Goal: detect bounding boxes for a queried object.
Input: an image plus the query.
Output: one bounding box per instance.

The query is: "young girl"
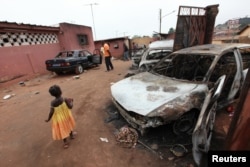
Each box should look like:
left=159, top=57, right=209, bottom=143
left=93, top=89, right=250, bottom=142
left=45, top=85, right=76, bottom=149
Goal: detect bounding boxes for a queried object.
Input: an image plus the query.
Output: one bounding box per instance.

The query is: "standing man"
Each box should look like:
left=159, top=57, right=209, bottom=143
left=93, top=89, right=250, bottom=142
left=123, top=43, right=130, bottom=61
left=132, top=42, right=138, bottom=56
left=103, top=42, right=114, bottom=72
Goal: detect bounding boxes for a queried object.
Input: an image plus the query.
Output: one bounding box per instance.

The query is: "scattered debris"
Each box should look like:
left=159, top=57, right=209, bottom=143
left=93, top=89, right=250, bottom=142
left=115, top=126, right=138, bottom=148
left=73, top=76, right=80, bottom=79
left=34, top=91, right=40, bottom=95
left=100, top=137, right=109, bottom=142
left=170, top=144, right=188, bottom=157
left=138, top=140, right=157, bottom=153
left=3, top=94, right=15, bottom=100
left=168, top=156, right=175, bottom=161
left=19, top=81, right=25, bottom=86
left=3, top=95, right=12, bottom=100
left=138, top=140, right=164, bottom=160
left=150, top=143, right=159, bottom=150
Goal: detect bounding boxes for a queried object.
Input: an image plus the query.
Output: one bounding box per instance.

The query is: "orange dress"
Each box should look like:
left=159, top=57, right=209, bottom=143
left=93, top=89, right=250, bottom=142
left=51, top=102, right=75, bottom=140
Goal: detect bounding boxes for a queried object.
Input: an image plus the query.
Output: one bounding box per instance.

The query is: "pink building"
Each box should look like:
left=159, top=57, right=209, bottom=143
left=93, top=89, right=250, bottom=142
left=94, top=37, right=130, bottom=59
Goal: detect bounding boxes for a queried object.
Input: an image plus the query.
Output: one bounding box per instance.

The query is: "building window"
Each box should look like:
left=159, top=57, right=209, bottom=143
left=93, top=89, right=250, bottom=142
left=77, top=34, right=88, bottom=45
left=114, top=42, right=119, bottom=49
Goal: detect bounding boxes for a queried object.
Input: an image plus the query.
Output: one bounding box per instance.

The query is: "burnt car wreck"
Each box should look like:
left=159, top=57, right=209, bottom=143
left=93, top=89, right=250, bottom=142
left=111, top=44, right=250, bottom=134
left=111, top=43, right=250, bottom=166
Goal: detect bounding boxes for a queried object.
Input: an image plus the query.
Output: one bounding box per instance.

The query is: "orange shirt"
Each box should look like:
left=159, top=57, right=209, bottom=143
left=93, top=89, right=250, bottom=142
left=103, top=43, right=110, bottom=57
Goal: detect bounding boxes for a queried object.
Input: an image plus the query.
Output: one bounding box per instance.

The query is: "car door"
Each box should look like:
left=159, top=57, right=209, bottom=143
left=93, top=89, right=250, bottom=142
left=92, top=49, right=102, bottom=64
left=78, top=50, right=89, bottom=68
left=209, top=50, right=243, bottom=106
left=226, top=49, right=244, bottom=100
left=192, top=75, right=226, bottom=167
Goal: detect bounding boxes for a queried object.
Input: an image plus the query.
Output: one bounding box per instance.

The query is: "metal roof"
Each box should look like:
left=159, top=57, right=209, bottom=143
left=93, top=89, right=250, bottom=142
left=0, top=21, right=60, bottom=32
left=149, top=40, right=174, bottom=48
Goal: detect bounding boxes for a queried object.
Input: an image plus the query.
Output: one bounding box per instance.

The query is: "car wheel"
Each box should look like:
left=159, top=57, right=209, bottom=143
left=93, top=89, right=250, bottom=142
left=173, top=110, right=198, bottom=135
left=75, top=64, right=83, bottom=74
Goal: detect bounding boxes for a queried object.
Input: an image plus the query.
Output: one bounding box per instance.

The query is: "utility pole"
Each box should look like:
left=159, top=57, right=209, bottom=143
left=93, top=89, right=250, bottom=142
left=159, top=9, right=162, bottom=34
left=159, top=9, right=175, bottom=34
left=84, top=3, right=98, bottom=40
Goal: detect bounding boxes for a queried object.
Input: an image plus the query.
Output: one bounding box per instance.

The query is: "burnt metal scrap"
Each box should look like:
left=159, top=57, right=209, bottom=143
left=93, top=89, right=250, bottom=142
left=115, top=126, right=138, bottom=148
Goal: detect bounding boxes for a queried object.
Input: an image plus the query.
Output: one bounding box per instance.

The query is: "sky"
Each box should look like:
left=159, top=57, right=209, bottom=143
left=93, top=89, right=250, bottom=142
left=1, top=0, right=249, bottom=40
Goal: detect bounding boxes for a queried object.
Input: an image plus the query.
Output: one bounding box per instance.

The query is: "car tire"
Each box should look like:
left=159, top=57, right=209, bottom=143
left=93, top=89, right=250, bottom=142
left=75, top=64, right=83, bottom=74
left=173, top=110, right=198, bottom=135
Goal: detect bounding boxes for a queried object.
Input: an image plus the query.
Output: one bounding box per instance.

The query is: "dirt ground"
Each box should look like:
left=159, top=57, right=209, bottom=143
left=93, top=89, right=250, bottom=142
left=0, top=59, right=231, bottom=167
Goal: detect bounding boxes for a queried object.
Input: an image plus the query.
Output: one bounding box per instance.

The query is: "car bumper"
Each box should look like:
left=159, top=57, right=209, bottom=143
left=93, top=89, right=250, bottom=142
left=112, top=98, right=164, bottom=133
left=46, top=66, right=76, bottom=72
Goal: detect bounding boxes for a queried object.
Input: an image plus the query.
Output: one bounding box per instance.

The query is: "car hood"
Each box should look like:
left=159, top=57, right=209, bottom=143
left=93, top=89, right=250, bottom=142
left=111, top=72, right=207, bottom=116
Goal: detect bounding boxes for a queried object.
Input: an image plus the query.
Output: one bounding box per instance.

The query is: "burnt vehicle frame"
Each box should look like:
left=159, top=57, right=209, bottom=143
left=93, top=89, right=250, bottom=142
left=45, top=49, right=101, bottom=75
left=111, top=44, right=250, bottom=135
left=131, top=48, right=146, bottom=68
left=111, top=43, right=250, bottom=167
left=138, top=40, right=174, bottom=72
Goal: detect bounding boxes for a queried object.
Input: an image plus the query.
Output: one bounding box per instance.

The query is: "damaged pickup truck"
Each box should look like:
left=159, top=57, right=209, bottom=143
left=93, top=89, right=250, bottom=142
left=111, top=44, right=250, bottom=136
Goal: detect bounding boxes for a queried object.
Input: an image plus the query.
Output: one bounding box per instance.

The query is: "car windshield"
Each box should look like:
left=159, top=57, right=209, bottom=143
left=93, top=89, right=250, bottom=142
left=147, top=49, right=172, bottom=60
left=151, top=53, right=215, bottom=81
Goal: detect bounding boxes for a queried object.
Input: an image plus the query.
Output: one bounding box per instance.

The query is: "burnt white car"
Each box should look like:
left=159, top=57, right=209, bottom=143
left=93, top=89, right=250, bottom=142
left=111, top=43, right=250, bottom=166
left=138, top=40, right=173, bottom=72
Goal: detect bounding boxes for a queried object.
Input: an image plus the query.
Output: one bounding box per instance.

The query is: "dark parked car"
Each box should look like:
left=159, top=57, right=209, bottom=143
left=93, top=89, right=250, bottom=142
left=45, top=49, right=102, bottom=75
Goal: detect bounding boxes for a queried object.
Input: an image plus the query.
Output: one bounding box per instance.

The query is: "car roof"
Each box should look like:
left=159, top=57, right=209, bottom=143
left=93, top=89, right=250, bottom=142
left=174, top=43, right=250, bottom=55
left=149, top=40, right=174, bottom=49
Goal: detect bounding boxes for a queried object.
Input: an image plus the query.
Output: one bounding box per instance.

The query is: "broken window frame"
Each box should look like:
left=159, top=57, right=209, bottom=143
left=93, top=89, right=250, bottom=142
left=151, top=53, right=215, bottom=82
left=77, top=34, right=89, bottom=45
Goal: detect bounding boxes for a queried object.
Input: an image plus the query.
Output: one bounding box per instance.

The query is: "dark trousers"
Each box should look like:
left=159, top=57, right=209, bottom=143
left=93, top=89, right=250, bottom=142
left=105, top=56, right=113, bottom=71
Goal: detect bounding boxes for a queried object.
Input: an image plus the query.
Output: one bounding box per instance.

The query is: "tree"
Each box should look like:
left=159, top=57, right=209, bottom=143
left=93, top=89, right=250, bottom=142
left=168, top=27, right=175, bottom=34
left=131, top=35, right=141, bottom=39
